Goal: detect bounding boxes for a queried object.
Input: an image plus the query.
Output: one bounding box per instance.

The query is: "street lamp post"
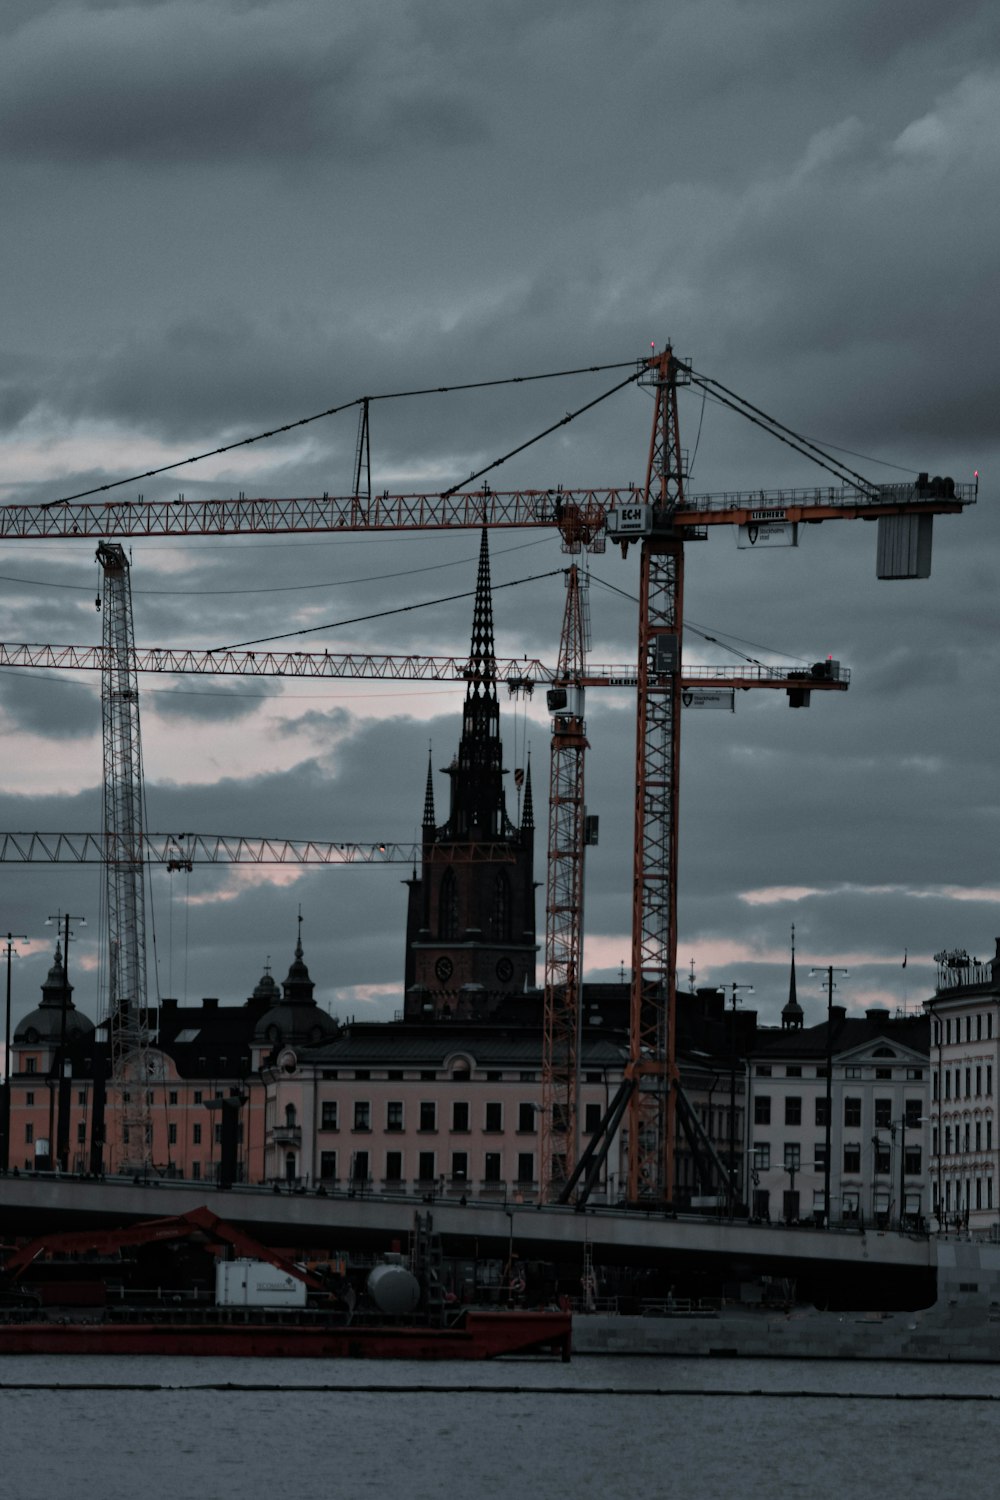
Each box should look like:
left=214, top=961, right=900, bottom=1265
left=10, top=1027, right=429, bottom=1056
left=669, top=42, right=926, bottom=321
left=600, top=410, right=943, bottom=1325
left=718, top=983, right=754, bottom=1217
left=2, top=932, right=28, bottom=1174
left=810, top=964, right=848, bottom=1228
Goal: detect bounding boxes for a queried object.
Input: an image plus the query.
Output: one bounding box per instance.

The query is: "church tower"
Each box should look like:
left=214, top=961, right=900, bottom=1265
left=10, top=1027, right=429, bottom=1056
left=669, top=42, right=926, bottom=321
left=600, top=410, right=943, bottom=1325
left=404, top=531, right=536, bottom=1018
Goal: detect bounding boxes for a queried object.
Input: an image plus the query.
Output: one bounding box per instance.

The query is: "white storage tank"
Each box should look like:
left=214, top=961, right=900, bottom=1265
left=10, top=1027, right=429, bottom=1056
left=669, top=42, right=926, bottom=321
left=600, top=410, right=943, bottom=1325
left=367, top=1263, right=421, bottom=1315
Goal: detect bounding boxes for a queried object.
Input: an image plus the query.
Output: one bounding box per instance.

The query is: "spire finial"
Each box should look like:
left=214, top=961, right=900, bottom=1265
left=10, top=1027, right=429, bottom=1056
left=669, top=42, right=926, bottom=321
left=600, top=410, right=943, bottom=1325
left=296, top=907, right=303, bottom=959
left=465, top=528, right=498, bottom=704
left=521, top=753, right=534, bottom=831
left=423, top=747, right=436, bottom=829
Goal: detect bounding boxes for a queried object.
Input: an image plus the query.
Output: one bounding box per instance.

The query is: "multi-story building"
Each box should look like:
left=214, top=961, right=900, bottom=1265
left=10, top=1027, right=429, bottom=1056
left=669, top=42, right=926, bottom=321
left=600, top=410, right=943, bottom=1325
left=746, top=975, right=930, bottom=1227
left=925, top=939, right=1000, bottom=1233
left=260, top=1020, right=627, bottom=1201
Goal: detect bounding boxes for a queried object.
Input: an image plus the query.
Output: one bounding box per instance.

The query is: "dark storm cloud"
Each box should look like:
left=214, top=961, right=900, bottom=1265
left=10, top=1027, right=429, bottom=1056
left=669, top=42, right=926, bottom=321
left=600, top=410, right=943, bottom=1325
left=0, top=4, right=485, bottom=165
left=0, top=668, right=99, bottom=739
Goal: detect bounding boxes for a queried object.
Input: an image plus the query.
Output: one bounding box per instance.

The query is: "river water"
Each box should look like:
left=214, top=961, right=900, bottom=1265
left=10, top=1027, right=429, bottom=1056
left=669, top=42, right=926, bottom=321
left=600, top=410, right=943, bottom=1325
left=3, top=1354, right=998, bottom=1500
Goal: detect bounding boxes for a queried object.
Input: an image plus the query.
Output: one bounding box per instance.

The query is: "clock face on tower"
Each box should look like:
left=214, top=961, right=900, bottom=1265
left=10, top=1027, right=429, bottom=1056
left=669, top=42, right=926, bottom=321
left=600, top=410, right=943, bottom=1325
left=435, top=956, right=454, bottom=983
left=495, top=957, right=514, bottom=983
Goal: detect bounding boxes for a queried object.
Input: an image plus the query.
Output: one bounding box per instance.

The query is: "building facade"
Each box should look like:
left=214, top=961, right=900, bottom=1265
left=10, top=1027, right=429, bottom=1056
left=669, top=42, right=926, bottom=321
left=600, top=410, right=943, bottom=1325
left=925, top=940, right=1000, bottom=1233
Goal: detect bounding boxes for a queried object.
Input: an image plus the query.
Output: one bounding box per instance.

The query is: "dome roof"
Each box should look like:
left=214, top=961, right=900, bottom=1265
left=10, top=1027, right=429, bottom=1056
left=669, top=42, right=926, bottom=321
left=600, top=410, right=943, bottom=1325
left=253, top=926, right=337, bottom=1047
left=14, top=943, right=96, bottom=1045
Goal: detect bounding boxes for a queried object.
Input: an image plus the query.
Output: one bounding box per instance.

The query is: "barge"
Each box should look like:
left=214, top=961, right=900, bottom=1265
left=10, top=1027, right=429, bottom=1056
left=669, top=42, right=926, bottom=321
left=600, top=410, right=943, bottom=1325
left=0, top=1205, right=572, bottom=1361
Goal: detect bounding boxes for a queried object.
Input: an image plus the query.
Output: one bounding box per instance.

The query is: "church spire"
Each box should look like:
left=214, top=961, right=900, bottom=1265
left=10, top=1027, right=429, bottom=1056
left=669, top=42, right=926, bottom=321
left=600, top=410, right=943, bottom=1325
left=782, top=922, right=804, bottom=1030
left=521, top=756, right=534, bottom=831
left=422, top=748, right=436, bottom=831
left=465, top=528, right=498, bottom=704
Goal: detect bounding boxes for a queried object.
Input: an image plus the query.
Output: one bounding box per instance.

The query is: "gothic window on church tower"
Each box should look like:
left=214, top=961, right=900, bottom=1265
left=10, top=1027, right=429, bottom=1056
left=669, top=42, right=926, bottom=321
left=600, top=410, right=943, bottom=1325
left=439, top=869, right=458, bottom=940
left=491, top=873, right=511, bottom=941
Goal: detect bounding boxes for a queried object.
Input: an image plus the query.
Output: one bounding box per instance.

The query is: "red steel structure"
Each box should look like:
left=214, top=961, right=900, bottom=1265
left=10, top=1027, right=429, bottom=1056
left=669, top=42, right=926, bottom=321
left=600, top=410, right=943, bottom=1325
left=0, top=348, right=975, bottom=1202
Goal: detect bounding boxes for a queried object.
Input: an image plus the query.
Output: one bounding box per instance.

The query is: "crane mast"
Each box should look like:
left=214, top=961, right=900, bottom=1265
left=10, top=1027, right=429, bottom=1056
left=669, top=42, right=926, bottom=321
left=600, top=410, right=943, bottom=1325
left=540, top=565, right=590, bottom=1198
left=626, top=349, right=688, bottom=1202
left=97, top=542, right=152, bottom=1172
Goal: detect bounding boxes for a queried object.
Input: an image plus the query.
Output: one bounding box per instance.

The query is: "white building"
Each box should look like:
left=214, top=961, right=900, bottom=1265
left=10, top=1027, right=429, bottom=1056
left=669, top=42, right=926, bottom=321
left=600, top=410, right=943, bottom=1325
left=925, top=939, right=1000, bottom=1233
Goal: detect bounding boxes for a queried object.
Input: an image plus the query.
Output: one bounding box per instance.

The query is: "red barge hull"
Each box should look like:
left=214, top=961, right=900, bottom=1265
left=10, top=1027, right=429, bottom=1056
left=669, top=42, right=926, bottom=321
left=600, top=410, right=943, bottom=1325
left=0, top=1309, right=572, bottom=1360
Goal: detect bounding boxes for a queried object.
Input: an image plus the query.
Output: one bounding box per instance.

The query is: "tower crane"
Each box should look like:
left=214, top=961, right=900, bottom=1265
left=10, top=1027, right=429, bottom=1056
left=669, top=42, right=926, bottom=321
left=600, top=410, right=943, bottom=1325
left=96, top=542, right=152, bottom=1172
left=0, top=348, right=975, bottom=1205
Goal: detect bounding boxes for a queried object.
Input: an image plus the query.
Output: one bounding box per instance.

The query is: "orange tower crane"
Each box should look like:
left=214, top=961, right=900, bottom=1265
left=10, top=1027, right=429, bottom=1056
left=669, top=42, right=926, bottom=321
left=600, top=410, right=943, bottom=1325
left=0, top=348, right=976, bottom=1205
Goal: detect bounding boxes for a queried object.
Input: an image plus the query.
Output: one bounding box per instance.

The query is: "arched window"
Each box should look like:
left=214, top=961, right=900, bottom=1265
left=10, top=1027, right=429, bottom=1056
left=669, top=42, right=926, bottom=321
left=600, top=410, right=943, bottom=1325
left=285, top=1103, right=297, bottom=1127
left=492, top=872, right=511, bottom=941
left=439, top=869, right=458, bottom=940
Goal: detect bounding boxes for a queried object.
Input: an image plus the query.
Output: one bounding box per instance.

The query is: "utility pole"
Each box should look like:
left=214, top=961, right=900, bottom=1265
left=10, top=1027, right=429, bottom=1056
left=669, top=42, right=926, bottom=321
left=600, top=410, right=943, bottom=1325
left=2, top=931, right=28, bottom=1173
left=47, top=912, right=86, bottom=1173
left=718, top=982, right=754, bottom=1215
left=810, top=964, right=848, bottom=1228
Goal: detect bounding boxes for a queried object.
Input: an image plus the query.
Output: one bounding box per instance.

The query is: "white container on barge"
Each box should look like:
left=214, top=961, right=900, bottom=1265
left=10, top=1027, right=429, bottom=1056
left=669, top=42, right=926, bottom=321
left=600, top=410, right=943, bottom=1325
left=215, top=1258, right=307, bottom=1308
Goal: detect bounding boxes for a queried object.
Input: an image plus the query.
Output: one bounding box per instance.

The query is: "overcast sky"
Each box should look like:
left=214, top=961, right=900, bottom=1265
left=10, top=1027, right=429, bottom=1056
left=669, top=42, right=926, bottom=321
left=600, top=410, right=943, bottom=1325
left=0, top=0, right=996, bottom=1039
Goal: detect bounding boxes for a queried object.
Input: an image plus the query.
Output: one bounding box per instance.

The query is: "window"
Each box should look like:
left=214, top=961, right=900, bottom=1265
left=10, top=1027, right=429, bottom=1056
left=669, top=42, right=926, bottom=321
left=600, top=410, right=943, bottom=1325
left=786, top=1066, right=802, bottom=1078
left=842, top=1190, right=860, bottom=1221
left=814, top=1142, right=828, bottom=1170
left=168, top=1123, right=177, bottom=1145
left=486, top=1072, right=502, bottom=1082
left=321, top=1101, right=338, bottom=1130
left=24, top=1057, right=36, bottom=1075
left=975, top=1121, right=982, bottom=1151
left=25, top=1123, right=33, bottom=1144
left=450, top=1151, right=468, bottom=1181
left=965, top=1123, right=971, bottom=1153
left=967, top=1017, right=972, bottom=1043
left=193, top=1091, right=202, bottom=1104
left=904, top=1099, right=922, bottom=1130
left=754, top=1096, right=771, bottom=1125
left=520, top=1072, right=536, bottom=1083
left=988, top=1066, right=993, bottom=1096
left=989, top=1015, right=994, bottom=1041
left=517, top=1152, right=534, bottom=1183
left=517, top=1102, right=535, bottom=1133
left=875, top=1068, right=892, bottom=1081
left=785, top=1097, right=801, bottom=1126
left=874, top=1098, right=892, bottom=1129
left=352, top=1151, right=370, bottom=1183
left=485, top=1101, right=502, bottom=1132
left=77, top=1089, right=87, bottom=1105
left=843, top=1144, right=861, bottom=1173
left=385, top=1151, right=403, bottom=1182
left=354, top=1101, right=371, bottom=1131
left=946, top=1019, right=952, bottom=1045
left=784, top=1143, right=801, bottom=1170
left=933, top=1073, right=939, bottom=1101
left=988, top=1121, right=993, bottom=1152
left=191, top=1161, right=200, bottom=1180
left=753, top=1143, right=770, bottom=1170
left=484, top=1152, right=502, bottom=1183
left=386, top=1101, right=404, bottom=1132
left=25, top=1091, right=34, bottom=1106
left=193, top=1122, right=202, bottom=1145
left=319, top=1151, right=337, bottom=1181
left=75, top=1121, right=86, bottom=1144
left=284, top=1103, right=297, bottom=1127
left=420, top=1071, right=436, bottom=1081
left=419, top=1101, right=437, bottom=1132
left=584, top=1102, right=602, bottom=1134
left=945, top=1126, right=952, bottom=1154
left=755, top=1064, right=772, bottom=1076
left=945, top=1071, right=951, bottom=1100
left=905, top=1146, right=922, bottom=1176
left=932, top=1126, right=939, bottom=1156
left=976, top=1066, right=983, bottom=1097
left=354, top=1070, right=371, bottom=1081
left=844, top=1066, right=862, bottom=1079
left=417, top=1151, right=435, bottom=1182
left=214, top=1123, right=222, bottom=1145
left=874, top=1143, right=891, bottom=1174
left=815, top=1097, right=829, bottom=1127
left=966, top=1067, right=972, bottom=1098
left=452, top=1101, right=469, bottom=1132
left=552, top=1102, right=569, bottom=1134
left=906, top=1068, right=923, bottom=1081
left=844, top=1097, right=861, bottom=1127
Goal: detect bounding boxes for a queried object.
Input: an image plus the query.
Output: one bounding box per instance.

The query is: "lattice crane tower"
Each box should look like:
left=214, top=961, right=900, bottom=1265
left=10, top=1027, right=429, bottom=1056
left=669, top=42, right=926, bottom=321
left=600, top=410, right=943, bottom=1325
left=97, top=541, right=152, bottom=1171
